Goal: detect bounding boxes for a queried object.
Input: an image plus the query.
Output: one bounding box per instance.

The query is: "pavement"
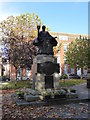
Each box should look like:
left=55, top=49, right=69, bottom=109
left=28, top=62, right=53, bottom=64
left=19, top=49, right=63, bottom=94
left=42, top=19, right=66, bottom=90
left=0, top=82, right=2, bottom=120
left=2, top=83, right=90, bottom=119
left=70, top=83, right=90, bottom=100
left=16, top=83, right=90, bottom=107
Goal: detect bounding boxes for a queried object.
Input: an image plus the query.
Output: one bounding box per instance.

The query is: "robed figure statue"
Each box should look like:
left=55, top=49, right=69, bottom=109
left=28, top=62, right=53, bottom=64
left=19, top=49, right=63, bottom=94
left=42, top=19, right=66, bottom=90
left=33, top=25, right=57, bottom=55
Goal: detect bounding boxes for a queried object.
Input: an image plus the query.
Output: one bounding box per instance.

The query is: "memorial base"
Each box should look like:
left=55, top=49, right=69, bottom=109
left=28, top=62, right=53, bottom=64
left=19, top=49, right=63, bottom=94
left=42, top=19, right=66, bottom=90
left=32, top=55, right=60, bottom=92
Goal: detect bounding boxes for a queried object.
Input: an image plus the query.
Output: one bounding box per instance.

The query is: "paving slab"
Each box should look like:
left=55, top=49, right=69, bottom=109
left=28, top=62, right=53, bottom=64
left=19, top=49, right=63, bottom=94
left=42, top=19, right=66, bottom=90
left=16, top=99, right=45, bottom=106
left=70, top=83, right=90, bottom=100
left=24, top=94, right=40, bottom=102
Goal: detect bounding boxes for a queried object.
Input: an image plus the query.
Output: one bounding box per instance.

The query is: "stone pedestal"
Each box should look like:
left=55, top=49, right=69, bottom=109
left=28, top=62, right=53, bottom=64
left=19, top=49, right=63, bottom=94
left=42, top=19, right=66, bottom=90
left=32, top=55, right=60, bottom=91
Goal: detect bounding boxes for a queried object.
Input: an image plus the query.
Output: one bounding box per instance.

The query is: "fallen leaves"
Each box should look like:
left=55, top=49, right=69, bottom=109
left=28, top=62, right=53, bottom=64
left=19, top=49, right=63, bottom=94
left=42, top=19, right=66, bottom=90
left=1, top=90, right=89, bottom=119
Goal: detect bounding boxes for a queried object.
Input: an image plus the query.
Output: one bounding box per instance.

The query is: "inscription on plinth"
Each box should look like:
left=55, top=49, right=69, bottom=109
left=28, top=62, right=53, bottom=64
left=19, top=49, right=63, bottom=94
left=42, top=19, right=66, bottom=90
left=45, top=76, right=54, bottom=89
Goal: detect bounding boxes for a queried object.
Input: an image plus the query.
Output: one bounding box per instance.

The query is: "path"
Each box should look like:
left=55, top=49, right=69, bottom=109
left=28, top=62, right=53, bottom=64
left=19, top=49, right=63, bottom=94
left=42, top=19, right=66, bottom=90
left=0, top=81, right=2, bottom=120
left=70, top=83, right=90, bottom=100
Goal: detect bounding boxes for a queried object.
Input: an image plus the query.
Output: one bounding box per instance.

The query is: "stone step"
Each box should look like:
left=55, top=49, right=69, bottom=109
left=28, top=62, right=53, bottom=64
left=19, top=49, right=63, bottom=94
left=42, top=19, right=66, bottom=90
left=24, top=94, right=40, bottom=102
left=16, top=98, right=90, bottom=106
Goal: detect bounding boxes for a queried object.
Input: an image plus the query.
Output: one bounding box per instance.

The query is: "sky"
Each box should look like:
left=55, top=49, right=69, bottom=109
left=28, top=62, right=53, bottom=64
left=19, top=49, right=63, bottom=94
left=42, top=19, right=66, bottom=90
left=0, top=2, right=88, bottom=34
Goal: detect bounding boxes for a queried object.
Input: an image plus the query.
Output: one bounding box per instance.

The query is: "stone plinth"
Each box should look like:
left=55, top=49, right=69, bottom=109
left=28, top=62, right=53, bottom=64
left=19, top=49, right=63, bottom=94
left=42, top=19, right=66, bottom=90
left=32, top=55, right=60, bottom=91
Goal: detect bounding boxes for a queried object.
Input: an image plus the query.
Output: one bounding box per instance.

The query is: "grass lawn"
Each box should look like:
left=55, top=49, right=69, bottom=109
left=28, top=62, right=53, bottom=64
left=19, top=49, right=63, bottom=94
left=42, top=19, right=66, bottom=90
left=60, top=79, right=87, bottom=87
left=1, top=79, right=87, bottom=90
left=2, top=80, right=32, bottom=90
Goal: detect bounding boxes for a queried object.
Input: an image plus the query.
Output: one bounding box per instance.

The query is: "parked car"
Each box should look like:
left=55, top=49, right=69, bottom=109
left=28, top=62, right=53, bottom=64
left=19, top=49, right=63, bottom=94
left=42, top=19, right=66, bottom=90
left=2, top=76, right=10, bottom=81
left=16, top=76, right=30, bottom=81
left=83, top=74, right=87, bottom=79
left=68, top=74, right=80, bottom=79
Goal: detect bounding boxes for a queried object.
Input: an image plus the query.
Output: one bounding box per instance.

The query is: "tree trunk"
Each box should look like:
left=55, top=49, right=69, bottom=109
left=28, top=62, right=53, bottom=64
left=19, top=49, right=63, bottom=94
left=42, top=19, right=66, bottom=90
left=81, top=67, right=83, bottom=79
left=20, top=68, right=23, bottom=81
left=1, top=65, right=4, bottom=77
left=15, top=67, right=18, bottom=80
left=75, top=67, right=77, bottom=75
left=9, top=64, right=10, bottom=80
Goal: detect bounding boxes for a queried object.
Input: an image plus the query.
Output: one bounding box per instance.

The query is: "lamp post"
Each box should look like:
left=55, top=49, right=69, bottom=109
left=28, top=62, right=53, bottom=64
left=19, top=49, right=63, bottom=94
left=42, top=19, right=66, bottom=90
left=87, top=39, right=90, bottom=88
left=0, top=53, right=2, bottom=80
left=0, top=54, right=5, bottom=81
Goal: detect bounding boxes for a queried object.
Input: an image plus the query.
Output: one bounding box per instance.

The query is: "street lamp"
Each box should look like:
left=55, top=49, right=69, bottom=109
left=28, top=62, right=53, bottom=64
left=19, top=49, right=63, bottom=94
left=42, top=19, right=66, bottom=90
left=0, top=53, right=2, bottom=80
left=87, top=39, right=90, bottom=88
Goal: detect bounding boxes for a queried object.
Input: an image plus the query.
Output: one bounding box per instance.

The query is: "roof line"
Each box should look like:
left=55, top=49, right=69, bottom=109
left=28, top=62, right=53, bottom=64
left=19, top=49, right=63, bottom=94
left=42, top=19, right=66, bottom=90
left=50, top=31, right=88, bottom=36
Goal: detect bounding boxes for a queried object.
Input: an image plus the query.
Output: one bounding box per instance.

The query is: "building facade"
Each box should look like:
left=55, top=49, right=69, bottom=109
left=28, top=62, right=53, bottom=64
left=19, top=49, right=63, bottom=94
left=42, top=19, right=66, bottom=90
left=0, top=32, right=88, bottom=79
left=50, top=32, right=88, bottom=76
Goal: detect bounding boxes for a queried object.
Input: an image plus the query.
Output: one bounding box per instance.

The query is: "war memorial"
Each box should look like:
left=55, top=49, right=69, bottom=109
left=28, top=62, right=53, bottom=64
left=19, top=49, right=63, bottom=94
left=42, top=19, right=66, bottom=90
left=32, top=25, right=60, bottom=91
left=11, top=26, right=86, bottom=106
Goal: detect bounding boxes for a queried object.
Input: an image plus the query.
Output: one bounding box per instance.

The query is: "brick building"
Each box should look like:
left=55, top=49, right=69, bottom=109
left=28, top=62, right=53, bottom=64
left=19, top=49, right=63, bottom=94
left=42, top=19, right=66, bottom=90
left=50, top=32, right=88, bottom=76
left=0, top=32, right=88, bottom=80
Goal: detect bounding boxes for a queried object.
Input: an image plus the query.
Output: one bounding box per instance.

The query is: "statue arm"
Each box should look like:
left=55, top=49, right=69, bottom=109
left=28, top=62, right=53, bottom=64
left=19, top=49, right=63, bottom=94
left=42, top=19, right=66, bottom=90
left=46, top=32, right=57, bottom=46
left=33, top=38, right=44, bottom=46
left=50, top=37, right=57, bottom=46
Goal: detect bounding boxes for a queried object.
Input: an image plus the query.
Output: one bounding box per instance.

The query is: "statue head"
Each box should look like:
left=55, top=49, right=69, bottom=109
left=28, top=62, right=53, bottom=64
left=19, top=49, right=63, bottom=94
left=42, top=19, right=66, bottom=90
left=42, top=25, right=46, bottom=32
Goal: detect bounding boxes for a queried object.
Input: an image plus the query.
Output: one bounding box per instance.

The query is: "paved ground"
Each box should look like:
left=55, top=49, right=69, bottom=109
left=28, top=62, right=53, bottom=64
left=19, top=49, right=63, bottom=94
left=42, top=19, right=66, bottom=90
left=1, top=83, right=90, bottom=120
left=70, top=83, right=90, bottom=100
left=2, top=90, right=90, bottom=119
left=0, top=82, right=2, bottom=120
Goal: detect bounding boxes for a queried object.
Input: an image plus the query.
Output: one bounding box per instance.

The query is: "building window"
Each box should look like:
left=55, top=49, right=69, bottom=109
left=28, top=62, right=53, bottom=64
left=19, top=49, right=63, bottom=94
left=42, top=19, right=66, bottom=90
left=57, top=56, right=60, bottom=64
left=26, top=68, right=31, bottom=77
left=83, top=69, right=87, bottom=77
left=59, top=35, right=68, bottom=40
left=64, top=65, right=67, bottom=74
left=71, top=68, right=74, bottom=74
left=64, top=44, right=67, bottom=52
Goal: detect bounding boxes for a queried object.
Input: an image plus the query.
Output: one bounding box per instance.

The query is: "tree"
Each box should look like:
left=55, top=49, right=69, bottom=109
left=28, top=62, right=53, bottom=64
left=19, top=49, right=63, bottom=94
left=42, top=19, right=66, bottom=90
left=9, top=39, right=36, bottom=80
left=0, top=12, right=42, bottom=80
left=65, top=38, right=88, bottom=79
left=53, top=42, right=62, bottom=57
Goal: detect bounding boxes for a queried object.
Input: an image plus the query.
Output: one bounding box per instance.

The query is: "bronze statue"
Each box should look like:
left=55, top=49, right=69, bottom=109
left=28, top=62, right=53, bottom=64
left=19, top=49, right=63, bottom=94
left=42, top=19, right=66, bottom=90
left=33, top=25, right=57, bottom=55
left=32, top=25, right=60, bottom=90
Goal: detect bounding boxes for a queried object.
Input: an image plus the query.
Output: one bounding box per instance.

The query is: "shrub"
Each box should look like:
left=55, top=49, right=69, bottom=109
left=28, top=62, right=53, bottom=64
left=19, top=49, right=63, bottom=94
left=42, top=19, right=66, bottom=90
left=60, top=74, right=68, bottom=80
